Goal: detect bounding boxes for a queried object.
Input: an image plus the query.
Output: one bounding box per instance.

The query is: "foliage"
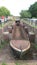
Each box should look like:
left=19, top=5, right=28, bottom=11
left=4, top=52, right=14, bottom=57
left=0, top=40, right=9, bottom=49
left=15, top=63, right=19, bottom=65
left=0, top=7, right=10, bottom=16
left=20, top=10, right=31, bottom=18
left=2, top=62, right=7, bottom=65
left=29, top=2, right=37, bottom=18
left=20, top=2, right=37, bottom=18
left=34, top=44, right=37, bottom=49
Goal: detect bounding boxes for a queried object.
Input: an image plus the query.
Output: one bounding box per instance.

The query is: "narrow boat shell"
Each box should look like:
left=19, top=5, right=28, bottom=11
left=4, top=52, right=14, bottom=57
left=10, top=40, right=30, bottom=53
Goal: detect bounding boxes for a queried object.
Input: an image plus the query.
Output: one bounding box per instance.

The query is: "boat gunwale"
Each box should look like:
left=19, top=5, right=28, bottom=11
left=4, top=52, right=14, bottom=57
left=10, top=40, right=30, bottom=52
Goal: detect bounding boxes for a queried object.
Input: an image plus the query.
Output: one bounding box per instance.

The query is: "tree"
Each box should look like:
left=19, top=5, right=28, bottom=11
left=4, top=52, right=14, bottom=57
left=0, top=7, right=10, bottom=16
left=20, top=10, right=31, bottom=18
left=29, top=2, right=37, bottom=18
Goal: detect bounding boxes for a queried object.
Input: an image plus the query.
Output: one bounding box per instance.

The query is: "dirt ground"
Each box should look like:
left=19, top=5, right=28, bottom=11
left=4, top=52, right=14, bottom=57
left=0, top=60, right=37, bottom=65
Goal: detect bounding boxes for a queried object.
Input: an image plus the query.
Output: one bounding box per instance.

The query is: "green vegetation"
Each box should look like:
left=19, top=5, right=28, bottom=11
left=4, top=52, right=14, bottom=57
left=0, top=24, right=2, bottom=28
left=34, top=44, right=37, bottom=49
left=20, top=2, right=37, bottom=18
left=29, top=2, right=37, bottom=18
left=15, top=63, right=19, bottom=65
left=0, top=23, right=5, bottom=28
left=20, top=10, right=31, bottom=18
left=0, top=40, right=9, bottom=49
left=0, top=7, right=10, bottom=16
left=15, top=62, right=28, bottom=65
left=2, top=62, right=7, bottom=65
left=1, top=62, right=37, bottom=65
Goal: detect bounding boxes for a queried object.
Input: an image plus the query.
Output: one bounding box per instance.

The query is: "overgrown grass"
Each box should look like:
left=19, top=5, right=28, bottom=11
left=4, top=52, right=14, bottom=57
left=15, top=62, right=28, bottom=65
left=0, top=24, right=2, bottom=28
left=34, top=44, right=37, bottom=49
left=2, top=62, right=7, bottom=65
left=15, top=63, right=19, bottom=65
left=0, top=23, right=4, bottom=28
left=1, top=62, right=37, bottom=65
left=0, top=40, right=9, bottom=49
left=1, top=62, right=30, bottom=65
